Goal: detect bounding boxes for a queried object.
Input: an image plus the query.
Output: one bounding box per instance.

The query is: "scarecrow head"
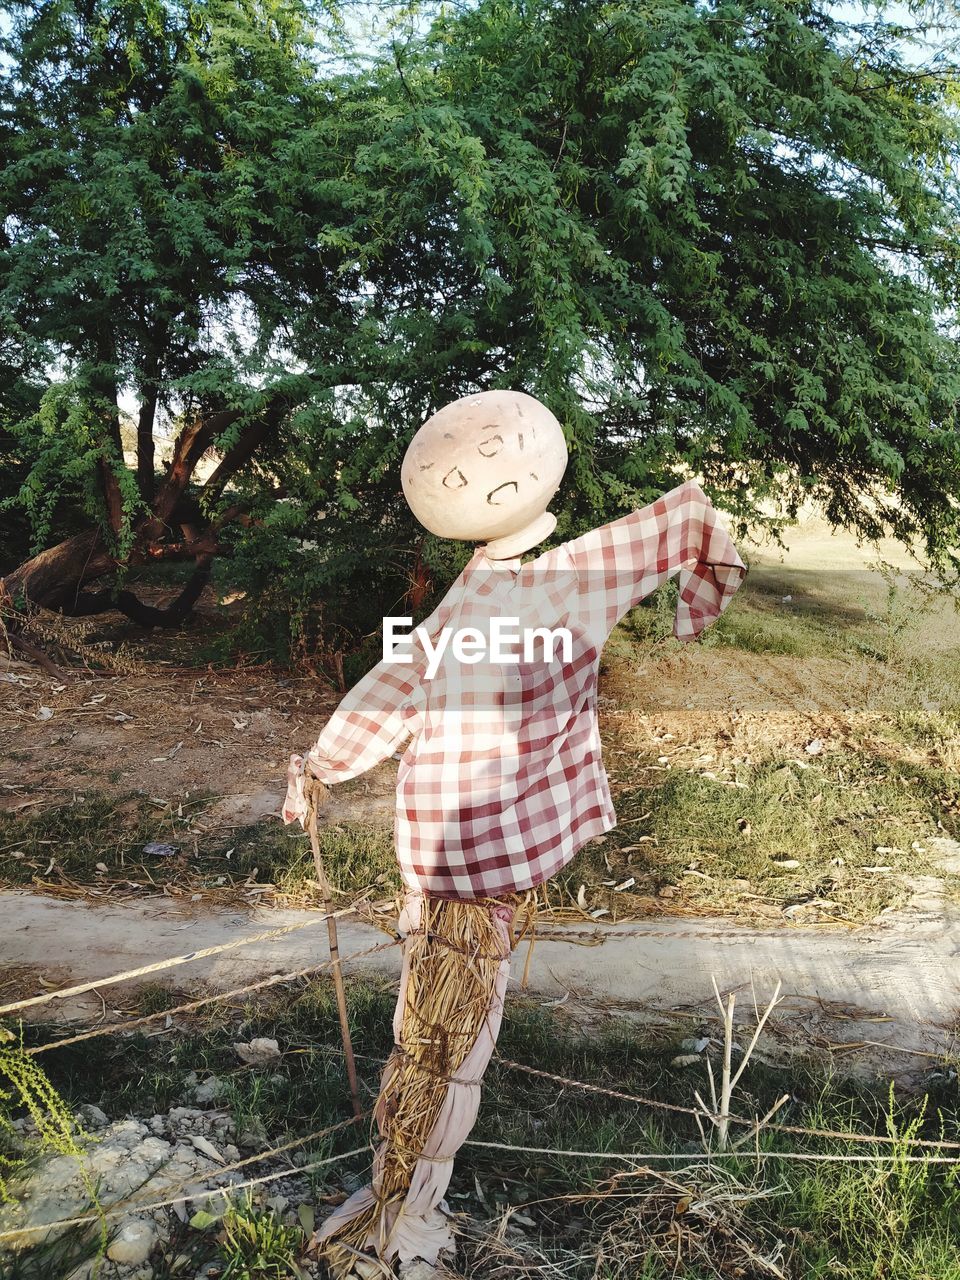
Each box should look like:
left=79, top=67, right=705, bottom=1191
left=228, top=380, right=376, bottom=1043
left=400, top=390, right=568, bottom=559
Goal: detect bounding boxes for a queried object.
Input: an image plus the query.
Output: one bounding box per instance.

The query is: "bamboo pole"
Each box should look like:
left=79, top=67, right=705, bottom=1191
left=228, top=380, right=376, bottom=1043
left=305, top=774, right=362, bottom=1121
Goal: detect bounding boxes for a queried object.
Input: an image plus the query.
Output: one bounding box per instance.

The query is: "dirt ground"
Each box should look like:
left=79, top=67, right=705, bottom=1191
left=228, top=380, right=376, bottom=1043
left=0, top=658, right=401, bottom=832
left=3, top=882, right=959, bottom=1084
left=3, top=504, right=955, bottom=836
left=2, top=532, right=953, bottom=832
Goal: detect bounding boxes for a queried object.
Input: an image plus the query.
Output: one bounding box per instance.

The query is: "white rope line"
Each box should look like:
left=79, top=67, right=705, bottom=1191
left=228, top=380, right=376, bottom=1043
left=465, top=1139, right=960, bottom=1165
left=0, top=1144, right=371, bottom=1245
left=23, top=975, right=960, bottom=1155
left=27, top=937, right=402, bottom=1057
left=6, top=1131, right=958, bottom=1245
left=0, top=906, right=373, bottom=1017
left=493, top=1056, right=960, bottom=1152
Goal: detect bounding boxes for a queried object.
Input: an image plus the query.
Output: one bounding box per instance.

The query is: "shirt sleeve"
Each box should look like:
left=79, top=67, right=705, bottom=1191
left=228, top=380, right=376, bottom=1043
left=561, top=478, right=747, bottom=642
left=299, top=582, right=461, bottom=787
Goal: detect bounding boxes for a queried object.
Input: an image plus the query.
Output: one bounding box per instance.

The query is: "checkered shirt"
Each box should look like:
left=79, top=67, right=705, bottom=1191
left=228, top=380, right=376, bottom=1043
left=283, top=478, right=747, bottom=899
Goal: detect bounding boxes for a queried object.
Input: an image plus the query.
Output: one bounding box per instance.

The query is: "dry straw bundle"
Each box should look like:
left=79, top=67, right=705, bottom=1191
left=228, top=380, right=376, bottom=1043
left=318, top=892, right=526, bottom=1277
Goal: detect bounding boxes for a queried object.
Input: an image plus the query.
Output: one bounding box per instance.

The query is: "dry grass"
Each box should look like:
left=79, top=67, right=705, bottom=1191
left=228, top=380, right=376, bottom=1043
left=319, top=896, right=520, bottom=1276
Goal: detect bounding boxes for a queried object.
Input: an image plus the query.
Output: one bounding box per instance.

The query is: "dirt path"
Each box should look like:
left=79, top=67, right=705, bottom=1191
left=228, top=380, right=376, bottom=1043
left=4, top=884, right=957, bottom=1081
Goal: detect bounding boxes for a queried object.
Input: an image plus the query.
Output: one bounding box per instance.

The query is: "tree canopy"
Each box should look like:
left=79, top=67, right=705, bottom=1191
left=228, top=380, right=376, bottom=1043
left=1, top=0, right=959, bottom=660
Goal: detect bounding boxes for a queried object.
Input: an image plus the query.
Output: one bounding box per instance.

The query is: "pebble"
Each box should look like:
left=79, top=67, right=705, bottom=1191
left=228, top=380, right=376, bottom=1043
left=106, top=1220, right=156, bottom=1265
left=77, top=1104, right=109, bottom=1130
left=191, top=1075, right=226, bottom=1105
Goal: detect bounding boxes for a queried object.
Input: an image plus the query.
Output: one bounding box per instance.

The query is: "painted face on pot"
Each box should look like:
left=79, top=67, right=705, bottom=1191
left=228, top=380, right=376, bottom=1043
left=400, top=390, right=568, bottom=544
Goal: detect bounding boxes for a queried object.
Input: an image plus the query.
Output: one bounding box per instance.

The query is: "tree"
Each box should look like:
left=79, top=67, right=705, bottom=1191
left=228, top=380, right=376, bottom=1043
left=2, top=0, right=959, bottom=662
left=0, top=0, right=390, bottom=631
left=354, top=0, right=960, bottom=552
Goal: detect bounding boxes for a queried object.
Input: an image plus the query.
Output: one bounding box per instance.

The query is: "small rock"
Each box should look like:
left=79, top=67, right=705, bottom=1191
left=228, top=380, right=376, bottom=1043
left=190, top=1134, right=225, bottom=1164
left=400, top=1263, right=440, bottom=1280
left=233, top=1037, right=281, bottom=1066
left=106, top=1218, right=156, bottom=1265
left=143, top=841, right=179, bottom=857
left=191, top=1075, right=225, bottom=1105
left=77, top=1104, right=108, bottom=1130
left=930, top=835, right=960, bottom=875
left=353, top=1259, right=385, bottom=1280
left=237, top=1116, right=269, bottom=1151
left=671, top=1053, right=702, bottom=1067
left=679, top=1036, right=711, bottom=1054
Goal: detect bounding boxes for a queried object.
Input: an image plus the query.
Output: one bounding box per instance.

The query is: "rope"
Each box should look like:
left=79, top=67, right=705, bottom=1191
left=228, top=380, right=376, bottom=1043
left=0, top=905, right=369, bottom=1017
left=493, top=1057, right=960, bottom=1152
left=15, top=967, right=959, bottom=1155
left=27, top=937, right=402, bottom=1057
left=465, top=1139, right=960, bottom=1166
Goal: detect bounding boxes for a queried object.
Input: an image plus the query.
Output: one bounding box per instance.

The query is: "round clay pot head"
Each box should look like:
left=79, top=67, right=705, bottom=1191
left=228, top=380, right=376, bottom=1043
left=401, top=390, right=568, bottom=559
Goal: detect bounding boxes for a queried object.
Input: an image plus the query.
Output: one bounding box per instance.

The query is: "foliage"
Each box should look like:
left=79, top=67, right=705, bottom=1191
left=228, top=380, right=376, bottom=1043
left=0, top=1027, right=100, bottom=1257
left=214, top=1194, right=308, bottom=1279
left=26, top=980, right=960, bottom=1280
left=1, top=0, right=959, bottom=657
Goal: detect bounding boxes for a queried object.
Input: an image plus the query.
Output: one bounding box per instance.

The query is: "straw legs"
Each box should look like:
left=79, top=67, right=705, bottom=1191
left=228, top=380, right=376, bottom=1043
left=313, top=888, right=521, bottom=1277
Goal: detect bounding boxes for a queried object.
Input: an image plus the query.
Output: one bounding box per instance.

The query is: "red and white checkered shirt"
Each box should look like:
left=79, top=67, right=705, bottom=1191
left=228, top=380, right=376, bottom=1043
left=283, top=479, right=747, bottom=899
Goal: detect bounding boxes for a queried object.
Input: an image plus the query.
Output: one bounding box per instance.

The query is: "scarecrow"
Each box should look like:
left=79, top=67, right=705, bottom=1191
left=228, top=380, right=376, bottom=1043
left=283, top=389, right=747, bottom=1276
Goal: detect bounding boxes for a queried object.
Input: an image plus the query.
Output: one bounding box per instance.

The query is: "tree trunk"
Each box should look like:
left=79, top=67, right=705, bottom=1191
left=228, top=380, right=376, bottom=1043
left=137, top=389, right=158, bottom=504
left=2, top=395, right=287, bottom=624
left=72, top=553, right=214, bottom=627
left=2, top=530, right=114, bottom=611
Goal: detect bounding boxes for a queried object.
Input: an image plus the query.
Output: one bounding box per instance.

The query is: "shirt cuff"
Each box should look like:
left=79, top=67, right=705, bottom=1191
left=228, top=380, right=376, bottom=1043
left=303, top=750, right=337, bottom=785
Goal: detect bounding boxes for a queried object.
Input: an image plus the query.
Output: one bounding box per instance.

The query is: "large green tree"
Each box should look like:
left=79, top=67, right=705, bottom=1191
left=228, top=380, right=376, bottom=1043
left=2, top=0, right=959, bottom=657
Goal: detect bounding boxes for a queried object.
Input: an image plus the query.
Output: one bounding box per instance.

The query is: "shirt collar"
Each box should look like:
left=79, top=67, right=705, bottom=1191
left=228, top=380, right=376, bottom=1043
left=475, top=547, right=522, bottom=573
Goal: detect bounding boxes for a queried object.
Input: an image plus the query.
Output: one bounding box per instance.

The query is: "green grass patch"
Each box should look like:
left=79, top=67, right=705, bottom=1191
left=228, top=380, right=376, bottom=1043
left=13, top=981, right=960, bottom=1280
left=554, top=749, right=954, bottom=922
left=623, top=568, right=959, bottom=670
left=622, top=576, right=871, bottom=659
left=3, top=741, right=951, bottom=922
left=0, top=794, right=398, bottom=905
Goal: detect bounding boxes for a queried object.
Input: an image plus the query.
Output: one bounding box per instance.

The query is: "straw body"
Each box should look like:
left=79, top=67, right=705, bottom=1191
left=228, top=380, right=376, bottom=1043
left=315, top=889, right=518, bottom=1273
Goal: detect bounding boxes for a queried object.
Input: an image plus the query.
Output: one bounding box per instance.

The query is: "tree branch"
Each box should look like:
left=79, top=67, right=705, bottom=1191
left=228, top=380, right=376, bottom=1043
left=6, top=631, right=66, bottom=680
left=73, top=554, right=214, bottom=628
left=202, top=398, right=287, bottom=502
left=150, top=407, right=243, bottom=528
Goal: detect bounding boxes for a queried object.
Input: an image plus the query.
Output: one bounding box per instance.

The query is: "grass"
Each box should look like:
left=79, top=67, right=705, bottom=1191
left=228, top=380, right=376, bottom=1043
left=551, top=746, right=957, bottom=922
left=8, top=979, right=960, bottom=1279
left=2, top=752, right=950, bottom=924
left=0, top=794, right=400, bottom=907
left=217, top=1194, right=310, bottom=1280
left=621, top=574, right=870, bottom=660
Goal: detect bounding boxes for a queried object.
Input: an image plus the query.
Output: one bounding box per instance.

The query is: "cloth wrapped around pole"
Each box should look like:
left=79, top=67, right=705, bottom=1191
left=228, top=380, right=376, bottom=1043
left=314, top=889, right=518, bottom=1274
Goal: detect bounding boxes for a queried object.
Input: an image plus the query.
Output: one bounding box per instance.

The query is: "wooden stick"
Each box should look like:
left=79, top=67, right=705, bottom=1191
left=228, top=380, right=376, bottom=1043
left=305, top=775, right=363, bottom=1121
